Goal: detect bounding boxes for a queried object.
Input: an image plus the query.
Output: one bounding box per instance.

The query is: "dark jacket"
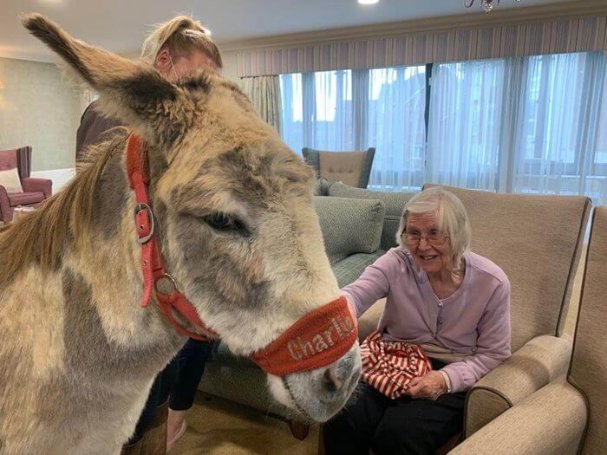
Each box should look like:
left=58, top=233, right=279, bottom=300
left=75, top=100, right=122, bottom=162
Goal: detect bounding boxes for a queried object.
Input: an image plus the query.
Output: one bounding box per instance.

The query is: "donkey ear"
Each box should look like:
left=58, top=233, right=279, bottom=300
left=22, top=13, right=181, bottom=145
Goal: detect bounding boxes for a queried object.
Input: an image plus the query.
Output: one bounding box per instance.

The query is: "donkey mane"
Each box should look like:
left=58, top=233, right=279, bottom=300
left=0, top=134, right=125, bottom=288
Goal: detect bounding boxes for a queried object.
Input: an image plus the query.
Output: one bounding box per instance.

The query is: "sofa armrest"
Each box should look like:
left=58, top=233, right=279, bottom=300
left=465, top=334, right=572, bottom=437
left=21, top=177, right=52, bottom=198
left=451, top=380, right=586, bottom=454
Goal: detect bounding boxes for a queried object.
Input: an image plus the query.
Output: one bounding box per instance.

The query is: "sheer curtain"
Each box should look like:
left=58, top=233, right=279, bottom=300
left=366, top=67, right=426, bottom=189
left=512, top=52, right=607, bottom=202
left=240, top=76, right=282, bottom=133
left=280, top=52, right=607, bottom=203
left=280, top=66, right=426, bottom=190
left=280, top=70, right=354, bottom=155
left=427, top=59, right=509, bottom=191
left=427, top=52, right=607, bottom=204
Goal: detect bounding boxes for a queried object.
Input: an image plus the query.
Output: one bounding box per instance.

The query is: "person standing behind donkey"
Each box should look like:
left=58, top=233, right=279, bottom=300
left=75, top=15, right=223, bottom=454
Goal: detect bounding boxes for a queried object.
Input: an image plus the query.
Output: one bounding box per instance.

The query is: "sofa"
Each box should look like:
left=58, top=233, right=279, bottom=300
left=0, top=146, right=52, bottom=222
left=448, top=205, right=606, bottom=455
left=198, top=180, right=590, bottom=445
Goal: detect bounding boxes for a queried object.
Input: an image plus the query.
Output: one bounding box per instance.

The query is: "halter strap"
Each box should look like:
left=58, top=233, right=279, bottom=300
left=126, top=133, right=217, bottom=341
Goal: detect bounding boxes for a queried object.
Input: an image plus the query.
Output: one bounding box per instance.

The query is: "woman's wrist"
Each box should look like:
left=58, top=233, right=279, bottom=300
left=439, top=370, right=452, bottom=394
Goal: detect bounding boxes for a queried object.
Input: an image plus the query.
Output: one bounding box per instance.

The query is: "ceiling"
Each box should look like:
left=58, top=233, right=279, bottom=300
left=1, top=0, right=578, bottom=62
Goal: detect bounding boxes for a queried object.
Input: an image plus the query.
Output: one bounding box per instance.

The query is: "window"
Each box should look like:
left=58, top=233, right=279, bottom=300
left=279, top=51, right=607, bottom=203
left=280, top=65, right=427, bottom=191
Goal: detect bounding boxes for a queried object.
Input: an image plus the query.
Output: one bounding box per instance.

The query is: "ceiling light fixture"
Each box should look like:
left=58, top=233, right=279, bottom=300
left=358, top=0, right=379, bottom=5
left=465, top=0, right=521, bottom=13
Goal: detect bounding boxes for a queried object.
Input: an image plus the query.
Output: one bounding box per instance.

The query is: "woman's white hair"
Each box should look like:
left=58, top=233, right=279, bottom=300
left=397, top=186, right=472, bottom=267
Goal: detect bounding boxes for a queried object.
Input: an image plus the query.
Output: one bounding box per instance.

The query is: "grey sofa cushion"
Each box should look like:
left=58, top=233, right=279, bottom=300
left=314, top=196, right=385, bottom=265
left=328, top=182, right=416, bottom=250
left=333, top=252, right=382, bottom=288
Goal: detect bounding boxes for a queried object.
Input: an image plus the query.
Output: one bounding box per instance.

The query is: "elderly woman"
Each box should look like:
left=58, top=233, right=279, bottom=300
left=323, top=187, right=511, bottom=455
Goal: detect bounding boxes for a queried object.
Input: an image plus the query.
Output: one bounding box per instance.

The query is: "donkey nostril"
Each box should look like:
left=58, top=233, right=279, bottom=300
left=323, top=367, right=343, bottom=393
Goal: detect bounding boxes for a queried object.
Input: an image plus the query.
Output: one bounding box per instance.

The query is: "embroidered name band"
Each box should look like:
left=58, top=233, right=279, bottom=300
left=251, top=296, right=357, bottom=376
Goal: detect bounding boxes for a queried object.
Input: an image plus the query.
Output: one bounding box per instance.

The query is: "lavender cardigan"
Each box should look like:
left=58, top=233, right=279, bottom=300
left=343, top=247, right=511, bottom=392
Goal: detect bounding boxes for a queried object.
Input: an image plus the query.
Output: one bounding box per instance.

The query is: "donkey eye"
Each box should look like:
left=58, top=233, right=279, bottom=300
left=202, top=212, right=248, bottom=234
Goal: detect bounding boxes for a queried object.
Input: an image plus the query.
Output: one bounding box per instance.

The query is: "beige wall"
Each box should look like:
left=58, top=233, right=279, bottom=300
left=0, top=57, right=82, bottom=171
left=220, top=50, right=240, bottom=83
left=0, top=51, right=238, bottom=175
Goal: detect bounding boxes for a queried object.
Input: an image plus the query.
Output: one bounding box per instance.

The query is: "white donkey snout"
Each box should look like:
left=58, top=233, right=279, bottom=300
left=268, top=343, right=361, bottom=422
left=321, top=348, right=361, bottom=395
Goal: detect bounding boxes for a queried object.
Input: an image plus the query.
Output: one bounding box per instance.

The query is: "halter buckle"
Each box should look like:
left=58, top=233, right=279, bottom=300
left=134, top=202, right=155, bottom=244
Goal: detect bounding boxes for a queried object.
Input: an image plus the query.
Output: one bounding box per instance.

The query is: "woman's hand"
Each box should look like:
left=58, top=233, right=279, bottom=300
left=406, top=371, right=447, bottom=400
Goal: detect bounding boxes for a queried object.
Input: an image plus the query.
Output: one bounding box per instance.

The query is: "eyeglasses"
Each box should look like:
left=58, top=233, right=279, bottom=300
left=401, top=230, right=448, bottom=246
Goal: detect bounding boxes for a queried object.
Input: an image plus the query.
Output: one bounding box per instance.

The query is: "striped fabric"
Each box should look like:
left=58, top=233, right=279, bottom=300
left=360, top=330, right=432, bottom=399
left=238, top=14, right=607, bottom=77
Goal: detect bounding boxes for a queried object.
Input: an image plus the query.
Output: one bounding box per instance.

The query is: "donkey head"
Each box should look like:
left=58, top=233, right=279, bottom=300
left=23, top=14, right=360, bottom=421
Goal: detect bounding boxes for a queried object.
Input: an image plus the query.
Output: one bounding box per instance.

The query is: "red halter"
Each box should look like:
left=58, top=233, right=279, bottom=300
left=125, top=134, right=357, bottom=373
left=126, top=134, right=217, bottom=341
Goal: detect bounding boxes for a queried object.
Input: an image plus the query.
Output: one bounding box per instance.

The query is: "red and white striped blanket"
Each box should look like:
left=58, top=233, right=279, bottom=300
left=360, top=330, right=432, bottom=399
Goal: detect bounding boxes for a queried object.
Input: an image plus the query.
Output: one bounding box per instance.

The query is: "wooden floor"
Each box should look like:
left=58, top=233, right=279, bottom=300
left=170, top=392, right=318, bottom=455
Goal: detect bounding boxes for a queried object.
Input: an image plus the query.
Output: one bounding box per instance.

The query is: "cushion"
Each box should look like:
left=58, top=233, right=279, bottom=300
left=332, top=252, right=382, bottom=288
left=0, top=168, right=23, bottom=193
left=328, top=181, right=417, bottom=250
left=314, top=196, right=385, bottom=265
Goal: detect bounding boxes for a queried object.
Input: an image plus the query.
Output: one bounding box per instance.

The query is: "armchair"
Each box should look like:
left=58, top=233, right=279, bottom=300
left=0, top=146, right=52, bottom=222
left=422, top=185, right=591, bottom=438
left=449, top=206, right=607, bottom=455
left=302, top=147, right=375, bottom=188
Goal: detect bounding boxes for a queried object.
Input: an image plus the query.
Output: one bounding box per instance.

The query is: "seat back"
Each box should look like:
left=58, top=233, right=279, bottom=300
left=569, top=206, right=607, bottom=454
left=0, top=146, right=31, bottom=180
left=423, top=184, right=591, bottom=351
left=0, top=149, right=18, bottom=173
left=302, top=147, right=375, bottom=188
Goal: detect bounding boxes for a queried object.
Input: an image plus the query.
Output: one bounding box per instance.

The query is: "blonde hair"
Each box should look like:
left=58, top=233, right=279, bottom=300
left=397, top=186, right=471, bottom=267
left=140, top=16, right=223, bottom=69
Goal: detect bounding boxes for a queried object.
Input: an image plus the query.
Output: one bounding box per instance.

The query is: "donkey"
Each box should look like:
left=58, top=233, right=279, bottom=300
left=0, top=14, right=361, bottom=454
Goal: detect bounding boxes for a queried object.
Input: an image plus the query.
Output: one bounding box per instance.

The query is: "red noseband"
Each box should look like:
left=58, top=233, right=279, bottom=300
left=126, top=134, right=357, bottom=373
left=251, top=296, right=358, bottom=376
